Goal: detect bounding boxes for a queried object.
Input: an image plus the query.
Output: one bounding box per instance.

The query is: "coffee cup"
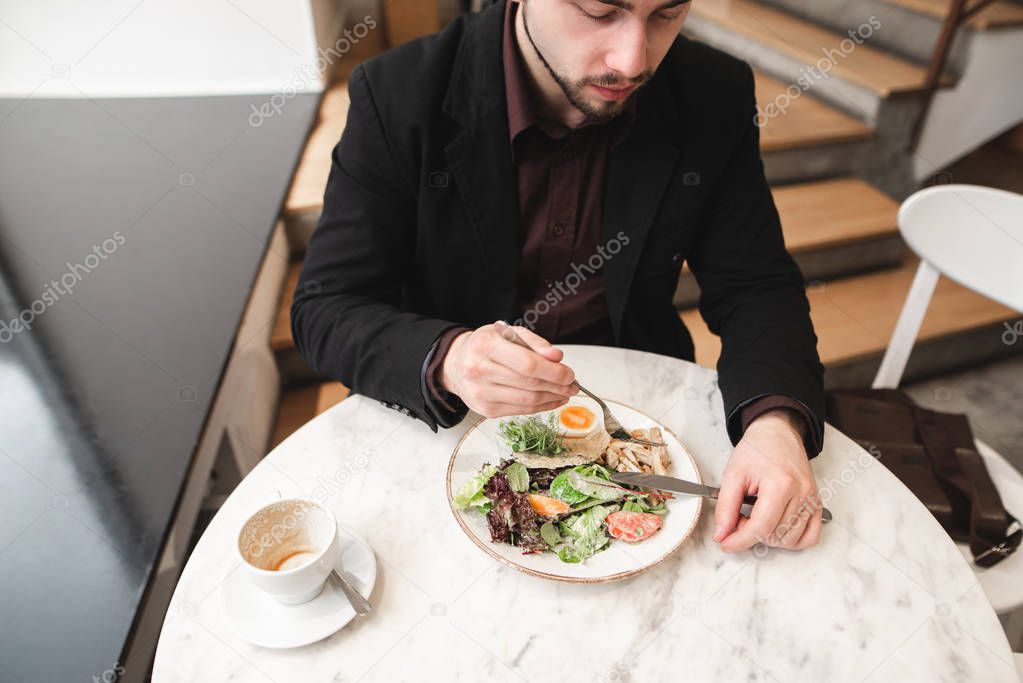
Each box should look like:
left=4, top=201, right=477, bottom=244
left=236, top=498, right=340, bottom=605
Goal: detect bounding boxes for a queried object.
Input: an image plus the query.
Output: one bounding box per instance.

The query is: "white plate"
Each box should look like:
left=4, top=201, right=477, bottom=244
left=446, top=400, right=703, bottom=583
left=219, top=528, right=376, bottom=649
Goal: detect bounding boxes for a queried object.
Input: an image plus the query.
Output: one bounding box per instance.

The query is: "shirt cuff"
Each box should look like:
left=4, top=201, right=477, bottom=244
left=420, top=326, right=470, bottom=428
left=734, top=394, right=823, bottom=458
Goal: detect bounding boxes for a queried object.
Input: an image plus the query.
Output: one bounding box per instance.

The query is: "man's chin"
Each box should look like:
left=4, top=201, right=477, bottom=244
left=579, top=97, right=628, bottom=122
left=563, top=81, right=637, bottom=123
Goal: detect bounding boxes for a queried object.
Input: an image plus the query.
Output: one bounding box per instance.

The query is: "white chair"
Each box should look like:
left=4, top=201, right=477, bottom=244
left=873, top=184, right=1023, bottom=649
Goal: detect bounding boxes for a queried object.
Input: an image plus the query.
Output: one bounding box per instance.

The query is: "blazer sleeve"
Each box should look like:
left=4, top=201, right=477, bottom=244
left=686, top=63, right=825, bottom=453
left=291, top=65, right=463, bottom=431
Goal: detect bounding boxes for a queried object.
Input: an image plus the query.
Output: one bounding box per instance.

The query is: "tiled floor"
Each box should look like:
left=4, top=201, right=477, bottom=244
left=906, top=353, right=1023, bottom=473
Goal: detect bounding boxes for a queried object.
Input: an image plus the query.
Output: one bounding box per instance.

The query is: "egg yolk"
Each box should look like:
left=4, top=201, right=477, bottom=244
left=559, top=406, right=594, bottom=431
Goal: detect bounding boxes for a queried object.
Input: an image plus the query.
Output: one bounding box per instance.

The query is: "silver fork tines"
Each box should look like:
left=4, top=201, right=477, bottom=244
left=494, top=321, right=665, bottom=447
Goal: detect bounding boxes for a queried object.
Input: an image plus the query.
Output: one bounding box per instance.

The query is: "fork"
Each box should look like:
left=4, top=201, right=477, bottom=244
left=493, top=321, right=666, bottom=447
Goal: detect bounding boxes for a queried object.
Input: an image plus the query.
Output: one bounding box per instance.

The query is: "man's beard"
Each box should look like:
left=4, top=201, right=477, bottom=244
left=520, top=2, right=647, bottom=123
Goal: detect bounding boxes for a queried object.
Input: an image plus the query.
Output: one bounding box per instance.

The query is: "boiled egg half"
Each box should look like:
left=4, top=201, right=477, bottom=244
left=554, top=401, right=603, bottom=438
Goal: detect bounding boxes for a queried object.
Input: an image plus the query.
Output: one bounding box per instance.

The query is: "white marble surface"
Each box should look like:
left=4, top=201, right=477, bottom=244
left=153, top=346, right=1020, bottom=682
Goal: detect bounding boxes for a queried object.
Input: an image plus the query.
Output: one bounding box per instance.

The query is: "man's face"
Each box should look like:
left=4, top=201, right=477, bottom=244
left=520, top=0, right=691, bottom=121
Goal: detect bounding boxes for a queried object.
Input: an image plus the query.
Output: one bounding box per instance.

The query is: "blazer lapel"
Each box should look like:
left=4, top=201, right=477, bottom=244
left=442, top=4, right=520, bottom=320
left=602, top=79, right=681, bottom=341
left=440, top=3, right=682, bottom=332
left=444, top=114, right=520, bottom=320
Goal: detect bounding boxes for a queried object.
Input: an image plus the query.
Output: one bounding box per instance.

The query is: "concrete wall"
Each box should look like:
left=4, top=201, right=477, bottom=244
left=913, top=29, right=1023, bottom=180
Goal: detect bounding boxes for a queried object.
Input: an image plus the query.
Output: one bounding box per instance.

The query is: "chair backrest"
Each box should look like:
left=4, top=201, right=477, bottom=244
left=873, top=184, right=1023, bottom=389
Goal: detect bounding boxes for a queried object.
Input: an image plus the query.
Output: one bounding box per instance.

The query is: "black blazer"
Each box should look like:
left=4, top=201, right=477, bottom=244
left=292, top=2, right=825, bottom=447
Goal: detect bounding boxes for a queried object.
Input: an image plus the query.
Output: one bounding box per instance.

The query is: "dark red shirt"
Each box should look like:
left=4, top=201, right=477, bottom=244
left=503, top=0, right=628, bottom=344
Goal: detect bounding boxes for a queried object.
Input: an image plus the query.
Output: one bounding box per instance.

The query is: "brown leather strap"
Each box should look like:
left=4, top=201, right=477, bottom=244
left=826, top=389, right=1019, bottom=567
left=955, top=447, right=1022, bottom=568
left=913, top=408, right=974, bottom=534
left=855, top=439, right=956, bottom=529
left=914, top=407, right=1019, bottom=567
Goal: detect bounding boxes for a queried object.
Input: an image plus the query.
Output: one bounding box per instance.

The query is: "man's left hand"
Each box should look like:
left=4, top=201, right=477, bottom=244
left=713, top=409, right=823, bottom=552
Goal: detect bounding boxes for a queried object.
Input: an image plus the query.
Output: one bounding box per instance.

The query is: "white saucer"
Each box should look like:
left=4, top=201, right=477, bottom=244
left=219, top=528, right=377, bottom=649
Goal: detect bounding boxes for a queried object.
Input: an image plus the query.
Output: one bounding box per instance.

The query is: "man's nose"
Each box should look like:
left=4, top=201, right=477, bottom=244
left=603, top=22, right=647, bottom=80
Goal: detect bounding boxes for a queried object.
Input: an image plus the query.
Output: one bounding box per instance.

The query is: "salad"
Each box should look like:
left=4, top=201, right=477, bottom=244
left=456, top=404, right=671, bottom=560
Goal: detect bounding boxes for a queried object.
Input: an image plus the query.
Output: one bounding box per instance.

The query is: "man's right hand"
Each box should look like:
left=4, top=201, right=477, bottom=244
left=439, top=324, right=579, bottom=418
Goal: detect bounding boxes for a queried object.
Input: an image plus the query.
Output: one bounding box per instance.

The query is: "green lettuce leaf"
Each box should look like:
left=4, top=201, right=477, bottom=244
left=550, top=469, right=589, bottom=505
left=622, top=493, right=668, bottom=515
left=505, top=462, right=529, bottom=493
left=555, top=543, right=582, bottom=563
left=554, top=503, right=619, bottom=562
left=540, top=520, right=561, bottom=548
left=566, top=470, right=625, bottom=501
left=453, top=464, right=498, bottom=510
left=550, top=463, right=619, bottom=504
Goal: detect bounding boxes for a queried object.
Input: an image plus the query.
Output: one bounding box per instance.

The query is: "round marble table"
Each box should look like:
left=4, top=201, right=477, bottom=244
left=154, top=346, right=1020, bottom=682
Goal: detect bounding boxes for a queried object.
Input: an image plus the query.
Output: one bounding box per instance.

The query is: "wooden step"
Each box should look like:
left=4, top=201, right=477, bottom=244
left=756, top=72, right=872, bottom=152
left=384, top=0, right=440, bottom=47
left=690, top=0, right=937, bottom=97
left=679, top=255, right=1020, bottom=381
left=317, top=82, right=351, bottom=122
left=272, top=262, right=328, bottom=384
left=675, top=177, right=901, bottom=306
left=281, top=25, right=387, bottom=249
left=272, top=381, right=350, bottom=447
left=286, top=83, right=349, bottom=216
left=332, top=23, right=389, bottom=82
left=283, top=83, right=350, bottom=254
left=884, top=0, right=1023, bottom=28
left=773, top=177, right=899, bottom=250
left=271, top=262, right=300, bottom=352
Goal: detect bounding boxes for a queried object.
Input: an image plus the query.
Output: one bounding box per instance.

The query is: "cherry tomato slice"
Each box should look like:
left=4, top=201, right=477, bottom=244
left=605, top=511, right=662, bottom=542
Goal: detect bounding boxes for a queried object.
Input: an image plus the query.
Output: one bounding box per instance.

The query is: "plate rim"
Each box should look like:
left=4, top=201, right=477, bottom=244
left=445, top=400, right=704, bottom=583
left=218, top=529, right=377, bottom=649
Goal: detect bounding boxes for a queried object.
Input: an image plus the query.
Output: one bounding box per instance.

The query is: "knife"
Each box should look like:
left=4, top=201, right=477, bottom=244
left=610, top=471, right=833, bottom=523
